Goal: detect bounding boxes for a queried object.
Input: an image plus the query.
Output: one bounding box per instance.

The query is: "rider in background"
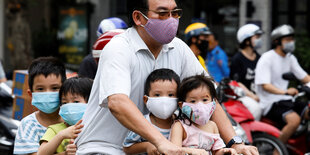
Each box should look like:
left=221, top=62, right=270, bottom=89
left=255, top=24, right=310, bottom=143
left=78, top=17, right=127, bottom=79
left=184, top=22, right=209, bottom=71
left=230, top=24, right=263, bottom=102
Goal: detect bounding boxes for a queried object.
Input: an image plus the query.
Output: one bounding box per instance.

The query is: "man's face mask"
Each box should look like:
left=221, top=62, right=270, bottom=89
left=282, top=41, right=295, bottom=54
left=196, top=39, right=209, bottom=58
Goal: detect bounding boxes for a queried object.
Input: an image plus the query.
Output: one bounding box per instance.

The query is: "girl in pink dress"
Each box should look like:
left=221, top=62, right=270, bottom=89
left=170, top=75, right=237, bottom=155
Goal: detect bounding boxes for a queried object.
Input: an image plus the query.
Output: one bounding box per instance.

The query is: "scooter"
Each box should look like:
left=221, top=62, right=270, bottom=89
left=0, top=81, right=20, bottom=155
left=218, top=78, right=289, bottom=155
left=260, top=73, right=310, bottom=155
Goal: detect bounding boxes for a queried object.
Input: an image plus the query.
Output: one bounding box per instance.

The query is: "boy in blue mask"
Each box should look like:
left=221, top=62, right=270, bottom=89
left=14, top=57, right=66, bottom=155
left=38, top=77, right=93, bottom=154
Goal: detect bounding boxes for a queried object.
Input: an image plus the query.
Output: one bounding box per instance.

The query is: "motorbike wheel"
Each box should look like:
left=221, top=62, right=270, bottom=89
left=252, top=132, right=289, bottom=155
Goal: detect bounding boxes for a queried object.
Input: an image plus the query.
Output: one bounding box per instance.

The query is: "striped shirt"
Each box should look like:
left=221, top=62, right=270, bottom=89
left=14, top=112, right=47, bottom=154
left=123, top=114, right=171, bottom=149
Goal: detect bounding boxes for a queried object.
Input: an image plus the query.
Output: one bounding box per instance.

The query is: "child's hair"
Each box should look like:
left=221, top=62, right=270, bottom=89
left=28, top=57, right=66, bottom=91
left=59, top=77, right=93, bottom=105
left=144, top=68, right=180, bottom=96
left=176, top=74, right=217, bottom=125
left=178, top=74, right=217, bottom=102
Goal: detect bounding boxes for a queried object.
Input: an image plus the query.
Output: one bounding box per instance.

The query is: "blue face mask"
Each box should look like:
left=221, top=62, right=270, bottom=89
left=32, top=92, right=60, bottom=114
left=59, top=103, right=87, bottom=125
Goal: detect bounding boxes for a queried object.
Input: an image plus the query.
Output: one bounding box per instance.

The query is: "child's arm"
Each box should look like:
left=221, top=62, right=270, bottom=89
left=123, top=142, right=159, bottom=155
left=170, top=121, right=209, bottom=155
left=37, top=120, right=83, bottom=155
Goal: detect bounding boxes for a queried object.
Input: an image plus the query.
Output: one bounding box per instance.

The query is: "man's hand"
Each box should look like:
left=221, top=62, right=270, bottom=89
left=146, top=144, right=160, bottom=155
left=232, top=144, right=258, bottom=155
left=286, top=87, right=298, bottom=96
left=156, top=140, right=184, bottom=155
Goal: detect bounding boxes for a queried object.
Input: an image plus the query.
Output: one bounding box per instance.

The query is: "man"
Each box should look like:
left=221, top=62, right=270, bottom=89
left=202, top=31, right=230, bottom=83
left=75, top=0, right=258, bottom=154
left=255, top=24, right=310, bottom=143
left=184, top=22, right=209, bottom=71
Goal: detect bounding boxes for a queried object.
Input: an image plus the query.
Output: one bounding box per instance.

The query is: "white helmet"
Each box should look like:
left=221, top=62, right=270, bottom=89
left=237, top=24, right=263, bottom=43
left=271, top=24, right=294, bottom=42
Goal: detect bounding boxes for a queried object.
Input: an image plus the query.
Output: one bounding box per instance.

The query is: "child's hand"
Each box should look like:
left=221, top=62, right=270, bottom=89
left=146, top=143, right=160, bottom=155
left=60, top=120, right=84, bottom=139
left=181, top=148, right=209, bottom=155
left=221, top=148, right=238, bottom=155
left=65, top=139, right=77, bottom=155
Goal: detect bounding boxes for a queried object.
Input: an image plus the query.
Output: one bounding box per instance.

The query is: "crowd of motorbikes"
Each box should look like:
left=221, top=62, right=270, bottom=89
left=0, top=73, right=309, bottom=154
left=218, top=72, right=310, bottom=155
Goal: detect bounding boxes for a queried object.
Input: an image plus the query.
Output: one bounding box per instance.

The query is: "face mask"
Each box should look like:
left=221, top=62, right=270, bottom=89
left=140, top=12, right=179, bottom=44
left=32, top=92, right=60, bottom=114
left=196, top=40, right=209, bottom=58
left=181, top=100, right=216, bottom=125
left=253, top=38, right=262, bottom=49
left=282, top=41, right=295, bottom=53
left=146, top=96, right=178, bottom=119
left=59, top=103, right=88, bottom=125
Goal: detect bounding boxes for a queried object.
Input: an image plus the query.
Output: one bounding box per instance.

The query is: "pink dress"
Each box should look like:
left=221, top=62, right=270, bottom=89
left=179, top=120, right=225, bottom=151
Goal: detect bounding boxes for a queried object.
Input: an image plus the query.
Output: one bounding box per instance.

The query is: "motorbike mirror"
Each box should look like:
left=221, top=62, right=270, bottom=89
left=282, top=72, right=297, bottom=81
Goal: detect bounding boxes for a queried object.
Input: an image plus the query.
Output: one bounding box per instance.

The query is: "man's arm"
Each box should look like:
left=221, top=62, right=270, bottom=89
left=211, top=101, right=259, bottom=155
left=262, top=83, right=298, bottom=96
left=108, top=94, right=182, bottom=154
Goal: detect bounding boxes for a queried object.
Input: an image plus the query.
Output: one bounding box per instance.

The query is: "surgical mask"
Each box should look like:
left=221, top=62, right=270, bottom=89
left=253, top=38, right=262, bottom=49
left=140, top=12, right=179, bottom=44
left=32, top=92, right=60, bottom=114
left=146, top=96, right=178, bottom=119
left=59, top=103, right=87, bottom=125
left=181, top=100, right=216, bottom=125
left=283, top=41, right=295, bottom=53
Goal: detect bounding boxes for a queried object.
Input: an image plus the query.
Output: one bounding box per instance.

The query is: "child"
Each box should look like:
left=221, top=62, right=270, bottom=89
left=38, top=77, right=93, bottom=154
left=170, top=75, right=237, bottom=155
left=14, top=57, right=66, bottom=154
left=123, top=68, right=180, bottom=154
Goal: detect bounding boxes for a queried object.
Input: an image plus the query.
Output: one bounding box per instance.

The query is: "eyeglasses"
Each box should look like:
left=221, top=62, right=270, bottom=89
left=147, top=9, right=183, bottom=20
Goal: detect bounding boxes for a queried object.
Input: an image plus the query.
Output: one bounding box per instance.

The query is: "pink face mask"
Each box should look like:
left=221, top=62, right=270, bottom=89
left=140, top=12, right=179, bottom=44
left=182, top=100, right=216, bottom=125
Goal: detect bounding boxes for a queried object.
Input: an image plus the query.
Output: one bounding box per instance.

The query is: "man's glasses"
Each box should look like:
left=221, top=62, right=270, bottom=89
left=148, top=9, right=183, bottom=20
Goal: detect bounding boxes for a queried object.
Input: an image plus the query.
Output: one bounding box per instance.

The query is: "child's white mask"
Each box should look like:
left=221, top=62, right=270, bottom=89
left=182, top=100, right=216, bottom=125
left=146, top=96, right=178, bottom=119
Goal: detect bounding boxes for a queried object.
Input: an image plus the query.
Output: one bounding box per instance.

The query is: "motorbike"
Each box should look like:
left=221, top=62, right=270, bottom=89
left=217, top=78, right=289, bottom=155
left=260, top=73, right=310, bottom=155
left=0, top=81, right=20, bottom=155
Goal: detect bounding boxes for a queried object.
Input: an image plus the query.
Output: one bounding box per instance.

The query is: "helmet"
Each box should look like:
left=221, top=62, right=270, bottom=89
left=92, top=29, right=125, bottom=58
left=271, top=24, right=294, bottom=41
left=96, top=17, right=128, bottom=37
left=237, top=24, right=263, bottom=43
left=184, top=22, right=212, bottom=42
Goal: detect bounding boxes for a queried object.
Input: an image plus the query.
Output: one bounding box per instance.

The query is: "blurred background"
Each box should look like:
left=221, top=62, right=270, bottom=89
left=1, top=0, right=310, bottom=77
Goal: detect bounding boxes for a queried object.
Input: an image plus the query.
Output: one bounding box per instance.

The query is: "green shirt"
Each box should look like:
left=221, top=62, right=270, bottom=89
left=40, top=122, right=70, bottom=153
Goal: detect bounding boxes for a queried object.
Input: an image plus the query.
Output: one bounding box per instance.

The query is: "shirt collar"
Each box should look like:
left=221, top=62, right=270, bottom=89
left=128, top=27, right=175, bottom=53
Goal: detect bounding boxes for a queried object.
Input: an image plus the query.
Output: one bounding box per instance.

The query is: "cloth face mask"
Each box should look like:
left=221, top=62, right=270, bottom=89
left=182, top=100, right=216, bottom=125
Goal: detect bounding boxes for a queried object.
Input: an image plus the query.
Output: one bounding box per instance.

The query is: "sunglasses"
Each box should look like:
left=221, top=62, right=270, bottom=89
left=147, top=9, right=183, bottom=20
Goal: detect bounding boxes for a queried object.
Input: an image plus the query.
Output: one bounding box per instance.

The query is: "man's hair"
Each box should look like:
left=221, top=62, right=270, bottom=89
left=144, top=68, right=180, bottom=96
left=177, top=74, right=217, bottom=102
left=28, top=57, right=66, bottom=91
left=127, top=0, right=149, bottom=27
left=239, top=37, right=251, bottom=49
left=59, top=77, right=93, bottom=105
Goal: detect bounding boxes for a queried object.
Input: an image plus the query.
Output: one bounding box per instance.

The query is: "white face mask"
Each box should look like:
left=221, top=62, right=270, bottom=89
left=146, top=96, right=178, bottom=119
left=283, top=41, right=295, bottom=54
left=253, top=38, right=262, bottom=49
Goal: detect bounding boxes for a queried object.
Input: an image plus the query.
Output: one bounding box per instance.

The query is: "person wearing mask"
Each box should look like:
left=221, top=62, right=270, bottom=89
left=184, top=22, right=210, bottom=71
left=75, top=0, right=258, bottom=154
left=255, top=24, right=310, bottom=143
left=78, top=17, right=127, bottom=79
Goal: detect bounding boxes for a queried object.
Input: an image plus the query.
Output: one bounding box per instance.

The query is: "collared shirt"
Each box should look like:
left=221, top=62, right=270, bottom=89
left=206, top=45, right=230, bottom=82
left=75, top=27, right=207, bottom=154
left=255, top=50, right=307, bottom=115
